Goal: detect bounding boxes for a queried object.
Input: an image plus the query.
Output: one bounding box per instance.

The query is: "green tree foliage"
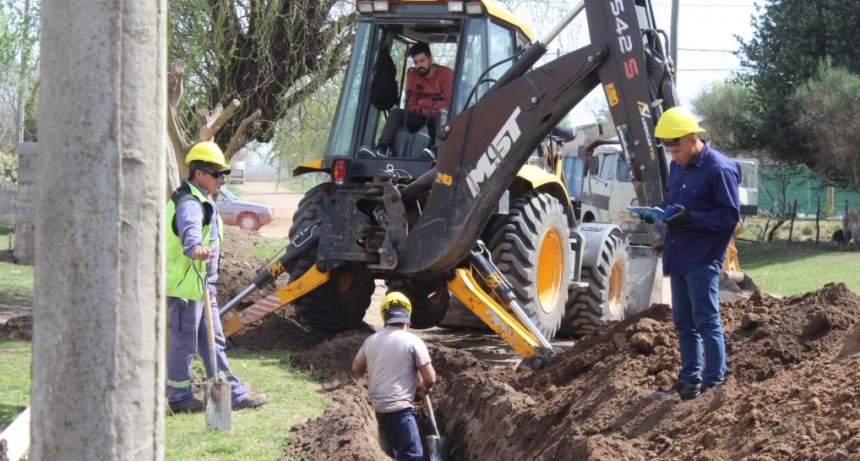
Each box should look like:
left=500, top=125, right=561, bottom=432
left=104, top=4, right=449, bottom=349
left=692, top=81, right=759, bottom=155
left=737, top=0, right=860, bottom=163
left=790, top=61, right=860, bottom=194
left=0, top=0, right=38, bottom=186
left=168, top=0, right=356, bottom=147
left=271, top=76, right=342, bottom=168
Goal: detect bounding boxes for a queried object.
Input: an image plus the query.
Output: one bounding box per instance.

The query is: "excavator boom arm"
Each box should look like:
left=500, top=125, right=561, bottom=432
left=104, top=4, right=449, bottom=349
left=395, top=0, right=675, bottom=275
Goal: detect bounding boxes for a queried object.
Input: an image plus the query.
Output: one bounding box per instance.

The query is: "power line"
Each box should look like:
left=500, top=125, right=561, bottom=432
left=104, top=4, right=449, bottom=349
left=678, top=48, right=737, bottom=53
left=651, top=2, right=755, bottom=7
left=678, top=68, right=745, bottom=72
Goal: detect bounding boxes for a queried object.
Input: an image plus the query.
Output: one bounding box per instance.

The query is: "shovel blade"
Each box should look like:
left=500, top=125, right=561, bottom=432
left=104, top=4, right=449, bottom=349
left=427, top=434, right=450, bottom=461
left=205, top=381, right=232, bottom=431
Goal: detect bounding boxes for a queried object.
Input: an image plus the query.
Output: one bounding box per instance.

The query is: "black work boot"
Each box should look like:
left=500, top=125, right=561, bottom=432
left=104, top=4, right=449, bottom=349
left=678, top=381, right=702, bottom=401
left=169, top=398, right=205, bottom=414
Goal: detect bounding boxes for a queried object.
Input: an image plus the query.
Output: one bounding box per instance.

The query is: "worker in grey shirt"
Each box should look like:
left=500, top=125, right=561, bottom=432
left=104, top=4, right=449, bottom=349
left=352, top=291, right=436, bottom=461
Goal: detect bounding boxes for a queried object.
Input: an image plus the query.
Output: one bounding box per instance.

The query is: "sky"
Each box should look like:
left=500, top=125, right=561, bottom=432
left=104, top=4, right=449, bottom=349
left=510, top=0, right=761, bottom=125
left=650, top=1, right=759, bottom=109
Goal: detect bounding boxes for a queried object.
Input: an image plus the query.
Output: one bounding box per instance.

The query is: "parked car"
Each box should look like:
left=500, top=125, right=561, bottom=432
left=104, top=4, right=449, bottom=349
left=216, top=187, right=274, bottom=231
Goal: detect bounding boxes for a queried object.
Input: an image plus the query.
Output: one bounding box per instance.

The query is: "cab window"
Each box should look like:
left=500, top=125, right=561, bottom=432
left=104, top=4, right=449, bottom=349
left=488, top=22, right=514, bottom=81
left=599, top=154, right=617, bottom=181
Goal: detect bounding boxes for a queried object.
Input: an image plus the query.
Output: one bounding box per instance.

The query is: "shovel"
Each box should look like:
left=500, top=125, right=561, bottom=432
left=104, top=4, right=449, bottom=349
left=202, top=287, right=232, bottom=430
left=423, top=393, right=450, bottom=461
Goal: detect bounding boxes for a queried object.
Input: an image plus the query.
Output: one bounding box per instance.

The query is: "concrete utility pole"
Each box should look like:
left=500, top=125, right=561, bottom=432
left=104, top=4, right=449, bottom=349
left=33, top=0, right=166, bottom=459
left=670, top=0, right=679, bottom=78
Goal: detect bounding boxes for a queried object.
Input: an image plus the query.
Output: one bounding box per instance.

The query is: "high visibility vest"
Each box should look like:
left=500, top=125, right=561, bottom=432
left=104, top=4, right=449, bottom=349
left=164, top=182, right=223, bottom=301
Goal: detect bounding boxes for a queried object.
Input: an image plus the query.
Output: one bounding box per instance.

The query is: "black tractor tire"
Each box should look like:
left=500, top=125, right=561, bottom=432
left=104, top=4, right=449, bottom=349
left=484, top=191, right=571, bottom=340
left=288, top=184, right=375, bottom=332
left=386, top=280, right=449, bottom=330
left=561, top=232, right=628, bottom=338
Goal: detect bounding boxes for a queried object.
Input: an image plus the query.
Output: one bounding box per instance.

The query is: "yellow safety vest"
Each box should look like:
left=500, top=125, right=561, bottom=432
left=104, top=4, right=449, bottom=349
left=164, top=182, right=223, bottom=301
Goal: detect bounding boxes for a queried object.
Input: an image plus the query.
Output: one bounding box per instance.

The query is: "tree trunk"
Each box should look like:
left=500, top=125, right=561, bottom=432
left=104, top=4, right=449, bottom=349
left=34, top=0, right=166, bottom=459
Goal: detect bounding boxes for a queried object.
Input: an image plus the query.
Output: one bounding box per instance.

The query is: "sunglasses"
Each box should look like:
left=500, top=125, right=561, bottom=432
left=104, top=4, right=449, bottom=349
left=661, top=137, right=682, bottom=147
left=202, top=168, right=227, bottom=179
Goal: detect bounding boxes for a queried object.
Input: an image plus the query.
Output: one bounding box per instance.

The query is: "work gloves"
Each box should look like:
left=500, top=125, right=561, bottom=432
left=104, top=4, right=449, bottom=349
left=663, top=204, right=691, bottom=228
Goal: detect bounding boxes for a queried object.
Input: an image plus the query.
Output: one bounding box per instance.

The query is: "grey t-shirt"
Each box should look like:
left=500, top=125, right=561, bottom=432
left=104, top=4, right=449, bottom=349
left=354, top=327, right=432, bottom=413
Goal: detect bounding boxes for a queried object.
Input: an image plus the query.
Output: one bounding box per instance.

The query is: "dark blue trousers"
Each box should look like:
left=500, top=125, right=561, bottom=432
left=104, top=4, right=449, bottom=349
left=377, top=407, right=423, bottom=461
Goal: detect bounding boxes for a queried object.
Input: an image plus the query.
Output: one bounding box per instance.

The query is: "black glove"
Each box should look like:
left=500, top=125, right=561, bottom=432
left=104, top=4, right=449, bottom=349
left=664, top=204, right=691, bottom=228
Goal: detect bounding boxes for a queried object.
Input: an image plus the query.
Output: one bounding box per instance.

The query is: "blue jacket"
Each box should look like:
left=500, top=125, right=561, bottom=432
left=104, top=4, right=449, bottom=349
left=662, top=143, right=740, bottom=276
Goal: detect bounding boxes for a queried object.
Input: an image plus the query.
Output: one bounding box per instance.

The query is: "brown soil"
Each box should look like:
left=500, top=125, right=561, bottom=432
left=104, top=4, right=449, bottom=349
left=3, top=225, right=859, bottom=461
left=280, top=284, right=860, bottom=461
left=0, top=311, right=31, bottom=340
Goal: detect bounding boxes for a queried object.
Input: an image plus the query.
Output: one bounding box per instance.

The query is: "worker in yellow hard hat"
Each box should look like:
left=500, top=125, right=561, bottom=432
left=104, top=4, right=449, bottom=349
left=352, top=291, right=436, bottom=460
left=653, top=107, right=740, bottom=401
left=165, top=141, right=267, bottom=413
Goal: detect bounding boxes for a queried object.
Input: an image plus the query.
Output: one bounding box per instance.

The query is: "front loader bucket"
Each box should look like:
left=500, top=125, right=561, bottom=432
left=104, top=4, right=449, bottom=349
left=625, top=245, right=663, bottom=316
left=719, top=270, right=758, bottom=300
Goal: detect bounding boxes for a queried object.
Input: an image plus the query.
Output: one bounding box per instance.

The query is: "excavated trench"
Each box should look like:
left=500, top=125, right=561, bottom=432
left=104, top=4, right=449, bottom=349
left=5, top=228, right=857, bottom=460
left=223, top=282, right=860, bottom=461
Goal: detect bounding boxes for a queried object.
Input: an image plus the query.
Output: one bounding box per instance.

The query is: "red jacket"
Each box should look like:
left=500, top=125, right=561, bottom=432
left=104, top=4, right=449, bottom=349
left=405, top=64, right=454, bottom=119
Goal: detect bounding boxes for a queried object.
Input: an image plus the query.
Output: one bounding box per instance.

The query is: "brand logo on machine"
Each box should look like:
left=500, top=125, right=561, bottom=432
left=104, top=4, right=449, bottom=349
left=609, top=0, right=639, bottom=79
left=466, top=106, right=523, bottom=197
left=637, top=101, right=657, bottom=162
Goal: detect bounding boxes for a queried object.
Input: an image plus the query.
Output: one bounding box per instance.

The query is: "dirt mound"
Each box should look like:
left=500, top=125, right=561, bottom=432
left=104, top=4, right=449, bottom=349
left=280, top=283, right=860, bottom=460
left=0, top=314, right=32, bottom=340
left=4, top=224, right=859, bottom=459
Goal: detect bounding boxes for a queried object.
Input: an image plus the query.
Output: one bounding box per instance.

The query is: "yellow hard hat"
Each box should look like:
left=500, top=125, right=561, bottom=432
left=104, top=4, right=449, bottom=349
left=185, top=141, right=231, bottom=172
left=655, top=107, right=705, bottom=139
left=380, top=291, right=413, bottom=323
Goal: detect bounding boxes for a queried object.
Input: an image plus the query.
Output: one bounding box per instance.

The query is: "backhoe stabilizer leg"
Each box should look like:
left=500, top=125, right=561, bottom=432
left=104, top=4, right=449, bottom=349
left=221, top=264, right=329, bottom=338
left=447, top=267, right=555, bottom=361
left=466, top=248, right=556, bottom=351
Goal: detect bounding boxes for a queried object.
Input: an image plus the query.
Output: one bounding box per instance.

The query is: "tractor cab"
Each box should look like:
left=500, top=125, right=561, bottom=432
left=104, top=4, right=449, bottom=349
left=316, top=0, right=534, bottom=182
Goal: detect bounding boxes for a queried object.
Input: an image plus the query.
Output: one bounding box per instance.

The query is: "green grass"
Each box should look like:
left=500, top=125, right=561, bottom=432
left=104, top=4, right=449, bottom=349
left=0, top=340, right=31, bottom=427
left=0, top=215, right=12, bottom=247
left=246, top=236, right=293, bottom=262
left=0, top=215, right=11, bottom=231
left=0, top=261, right=33, bottom=306
left=164, top=349, right=329, bottom=461
left=736, top=240, right=860, bottom=296
left=0, top=343, right=329, bottom=461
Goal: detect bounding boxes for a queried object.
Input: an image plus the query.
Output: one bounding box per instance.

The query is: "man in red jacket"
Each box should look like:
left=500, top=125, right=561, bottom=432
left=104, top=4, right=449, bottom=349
left=360, top=42, right=453, bottom=159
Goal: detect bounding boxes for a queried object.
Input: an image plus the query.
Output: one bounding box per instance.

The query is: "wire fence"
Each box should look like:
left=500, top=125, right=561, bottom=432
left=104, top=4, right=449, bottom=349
left=758, top=165, right=860, bottom=219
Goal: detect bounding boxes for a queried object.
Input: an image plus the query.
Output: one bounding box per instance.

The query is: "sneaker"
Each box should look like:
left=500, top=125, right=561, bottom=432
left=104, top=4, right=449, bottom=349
left=678, top=381, right=702, bottom=401
left=169, top=398, right=205, bottom=414
left=421, top=147, right=436, bottom=160
left=358, top=146, right=387, bottom=158
left=233, top=394, right=268, bottom=410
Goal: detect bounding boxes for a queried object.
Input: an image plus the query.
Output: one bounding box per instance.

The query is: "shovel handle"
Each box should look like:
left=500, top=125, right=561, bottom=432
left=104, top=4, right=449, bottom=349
left=201, top=287, right=220, bottom=383
left=423, top=394, right=441, bottom=438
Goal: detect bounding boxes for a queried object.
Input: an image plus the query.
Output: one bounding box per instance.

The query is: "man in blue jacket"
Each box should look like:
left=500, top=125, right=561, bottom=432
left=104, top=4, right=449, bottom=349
left=165, top=141, right=267, bottom=413
left=656, top=107, right=740, bottom=400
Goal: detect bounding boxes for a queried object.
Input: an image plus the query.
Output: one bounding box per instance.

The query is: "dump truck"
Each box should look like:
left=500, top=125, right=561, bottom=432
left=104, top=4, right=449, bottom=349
left=221, top=0, right=690, bottom=363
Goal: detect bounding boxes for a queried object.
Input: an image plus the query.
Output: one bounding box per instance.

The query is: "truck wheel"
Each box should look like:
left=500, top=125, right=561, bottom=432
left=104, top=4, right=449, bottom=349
left=388, top=280, right=449, bottom=329
left=288, top=184, right=374, bottom=332
left=561, top=233, right=628, bottom=338
left=486, top=191, right=571, bottom=339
